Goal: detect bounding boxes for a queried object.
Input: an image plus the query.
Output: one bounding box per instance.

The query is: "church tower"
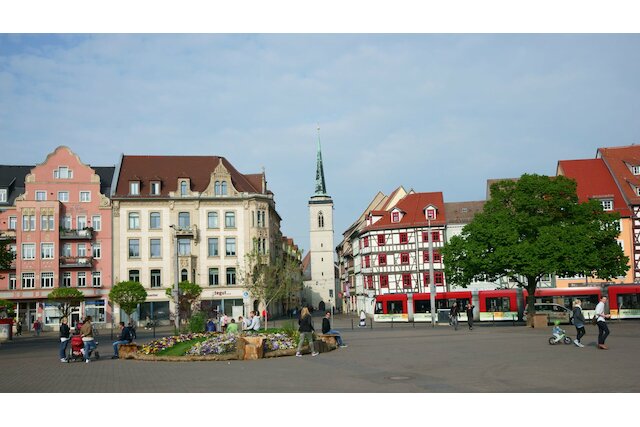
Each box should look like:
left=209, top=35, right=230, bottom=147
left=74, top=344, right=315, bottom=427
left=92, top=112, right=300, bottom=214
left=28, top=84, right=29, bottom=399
left=307, top=129, right=337, bottom=311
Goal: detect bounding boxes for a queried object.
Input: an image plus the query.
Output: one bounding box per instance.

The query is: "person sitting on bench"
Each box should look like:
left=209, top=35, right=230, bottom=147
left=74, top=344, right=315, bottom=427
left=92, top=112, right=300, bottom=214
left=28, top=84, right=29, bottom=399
left=321, top=311, right=347, bottom=348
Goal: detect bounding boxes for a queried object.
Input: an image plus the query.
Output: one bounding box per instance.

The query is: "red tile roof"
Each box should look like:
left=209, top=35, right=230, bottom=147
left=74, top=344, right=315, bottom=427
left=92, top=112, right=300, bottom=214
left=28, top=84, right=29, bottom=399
left=557, top=158, right=631, bottom=217
left=113, top=155, right=264, bottom=197
left=598, top=145, right=640, bottom=206
left=363, top=192, right=446, bottom=231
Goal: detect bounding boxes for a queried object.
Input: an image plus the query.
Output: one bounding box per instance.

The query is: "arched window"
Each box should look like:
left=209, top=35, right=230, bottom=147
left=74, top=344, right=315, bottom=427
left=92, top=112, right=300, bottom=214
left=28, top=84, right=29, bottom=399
left=181, top=269, right=188, bottom=282
left=214, top=181, right=220, bottom=195
left=318, top=211, right=325, bottom=228
left=221, top=181, right=228, bottom=195
left=180, top=181, right=188, bottom=196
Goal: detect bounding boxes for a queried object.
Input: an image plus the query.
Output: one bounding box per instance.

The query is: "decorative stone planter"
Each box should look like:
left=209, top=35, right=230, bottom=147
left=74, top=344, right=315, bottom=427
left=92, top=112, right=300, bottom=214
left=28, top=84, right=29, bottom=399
left=238, top=336, right=265, bottom=360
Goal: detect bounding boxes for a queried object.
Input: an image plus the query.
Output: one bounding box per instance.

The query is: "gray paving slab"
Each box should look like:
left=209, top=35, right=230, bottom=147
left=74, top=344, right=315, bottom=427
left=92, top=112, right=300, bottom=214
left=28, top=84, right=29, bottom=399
left=1, top=315, right=638, bottom=393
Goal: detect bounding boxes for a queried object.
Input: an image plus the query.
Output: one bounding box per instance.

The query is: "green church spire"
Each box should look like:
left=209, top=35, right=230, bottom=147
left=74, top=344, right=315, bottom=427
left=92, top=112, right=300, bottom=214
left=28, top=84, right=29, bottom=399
left=315, top=126, right=327, bottom=196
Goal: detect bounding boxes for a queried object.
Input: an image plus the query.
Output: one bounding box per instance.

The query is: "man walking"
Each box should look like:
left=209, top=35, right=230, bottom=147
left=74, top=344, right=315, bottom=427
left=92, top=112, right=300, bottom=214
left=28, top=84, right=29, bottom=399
left=111, top=322, right=133, bottom=359
left=465, top=302, right=475, bottom=330
left=595, top=296, right=611, bottom=350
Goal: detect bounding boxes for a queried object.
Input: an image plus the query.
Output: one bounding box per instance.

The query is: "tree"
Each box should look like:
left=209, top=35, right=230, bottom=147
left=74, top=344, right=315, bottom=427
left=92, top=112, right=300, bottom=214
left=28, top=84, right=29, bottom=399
left=47, top=288, right=85, bottom=321
left=109, top=281, right=148, bottom=317
left=0, top=238, right=15, bottom=279
left=165, top=281, right=202, bottom=320
left=0, top=298, right=15, bottom=318
left=442, top=174, right=629, bottom=318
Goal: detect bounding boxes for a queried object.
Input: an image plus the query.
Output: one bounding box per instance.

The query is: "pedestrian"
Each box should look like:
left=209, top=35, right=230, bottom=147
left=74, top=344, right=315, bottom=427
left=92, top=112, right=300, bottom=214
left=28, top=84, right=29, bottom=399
left=572, top=299, right=586, bottom=348
left=206, top=318, right=216, bottom=333
left=127, top=321, right=137, bottom=340
left=16, top=319, right=22, bottom=336
left=111, top=321, right=133, bottom=359
left=59, top=318, right=71, bottom=362
left=219, top=313, right=228, bottom=333
left=80, top=316, right=96, bottom=363
left=321, top=311, right=347, bottom=348
left=296, top=307, right=318, bottom=357
left=33, top=319, right=41, bottom=336
left=449, top=302, right=459, bottom=330
left=595, top=296, right=611, bottom=350
left=238, top=315, right=247, bottom=330
left=244, top=311, right=261, bottom=332
left=465, top=302, right=475, bottom=330
left=359, top=310, right=366, bottom=327
left=226, top=318, right=239, bottom=334
left=145, top=316, right=152, bottom=330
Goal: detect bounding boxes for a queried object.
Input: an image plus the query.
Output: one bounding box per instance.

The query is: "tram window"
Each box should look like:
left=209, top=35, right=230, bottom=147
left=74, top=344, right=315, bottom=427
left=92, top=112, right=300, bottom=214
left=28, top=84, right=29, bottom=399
left=414, top=300, right=430, bottom=313
left=436, top=300, right=448, bottom=309
left=565, top=295, right=598, bottom=310
left=387, top=301, right=403, bottom=314
left=619, top=294, right=640, bottom=309
left=536, top=297, right=554, bottom=304
left=487, top=297, right=510, bottom=312
left=375, top=302, right=384, bottom=314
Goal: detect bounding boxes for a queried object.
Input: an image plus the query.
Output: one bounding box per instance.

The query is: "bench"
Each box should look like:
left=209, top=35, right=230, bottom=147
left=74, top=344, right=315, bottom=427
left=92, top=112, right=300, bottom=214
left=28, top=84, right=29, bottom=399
left=117, top=343, right=139, bottom=359
left=317, top=334, right=339, bottom=348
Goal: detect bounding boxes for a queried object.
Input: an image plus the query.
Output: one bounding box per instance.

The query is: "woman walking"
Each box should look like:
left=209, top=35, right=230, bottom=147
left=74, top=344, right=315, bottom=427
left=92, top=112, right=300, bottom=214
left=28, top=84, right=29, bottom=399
left=572, top=299, right=586, bottom=348
left=296, top=307, right=318, bottom=357
left=595, top=296, right=611, bottom=349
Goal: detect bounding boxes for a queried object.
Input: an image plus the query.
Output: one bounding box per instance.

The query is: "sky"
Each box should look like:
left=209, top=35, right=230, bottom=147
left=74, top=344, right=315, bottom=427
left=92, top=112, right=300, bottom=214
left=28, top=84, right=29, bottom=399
left=2, top=34, right=640, bottom=253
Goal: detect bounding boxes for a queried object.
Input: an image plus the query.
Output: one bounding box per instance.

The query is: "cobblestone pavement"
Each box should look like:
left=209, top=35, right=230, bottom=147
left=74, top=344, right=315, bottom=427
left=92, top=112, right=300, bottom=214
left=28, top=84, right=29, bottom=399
left=2, top=315, right=638, bottom=392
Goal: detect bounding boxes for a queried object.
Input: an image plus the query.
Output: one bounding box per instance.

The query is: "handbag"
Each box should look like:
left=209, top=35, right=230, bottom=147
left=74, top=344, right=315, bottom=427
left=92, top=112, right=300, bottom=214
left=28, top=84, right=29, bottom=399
left=591, top=316, right=598, bottom=325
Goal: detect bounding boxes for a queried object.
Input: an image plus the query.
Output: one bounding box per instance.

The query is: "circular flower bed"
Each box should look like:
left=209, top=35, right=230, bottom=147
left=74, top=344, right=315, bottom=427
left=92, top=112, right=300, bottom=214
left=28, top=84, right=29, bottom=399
left=140, top=332, right=210, bottom=355
left=187, top=334, right=239, bottom=356
left=263, top=332, right=296, bottom=351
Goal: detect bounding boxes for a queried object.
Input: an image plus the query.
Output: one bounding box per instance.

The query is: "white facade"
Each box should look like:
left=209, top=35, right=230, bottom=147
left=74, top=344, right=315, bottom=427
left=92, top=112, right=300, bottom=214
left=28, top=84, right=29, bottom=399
left=307, top=195, right=337, bottom=310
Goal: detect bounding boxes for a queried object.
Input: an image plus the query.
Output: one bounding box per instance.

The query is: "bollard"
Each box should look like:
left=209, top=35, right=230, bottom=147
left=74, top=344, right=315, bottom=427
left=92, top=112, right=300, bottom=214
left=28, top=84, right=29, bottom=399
left=370, top=319, right=372, bottom=329
left=413, top=319, right=415, bottom=328
left=153, top=322, right=156, bottom=339
left=492, top=313, right=495, bottom=327
left=351, top=318, right=354, bottom=330
left=391, top=318, right=394, bottom=328
left=512, top=314, right=516, bottom=326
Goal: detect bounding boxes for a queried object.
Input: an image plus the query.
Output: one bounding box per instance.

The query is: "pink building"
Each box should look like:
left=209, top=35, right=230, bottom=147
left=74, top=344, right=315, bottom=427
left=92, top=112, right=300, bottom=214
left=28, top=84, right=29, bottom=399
left=0, top=146, right=115, bottom=331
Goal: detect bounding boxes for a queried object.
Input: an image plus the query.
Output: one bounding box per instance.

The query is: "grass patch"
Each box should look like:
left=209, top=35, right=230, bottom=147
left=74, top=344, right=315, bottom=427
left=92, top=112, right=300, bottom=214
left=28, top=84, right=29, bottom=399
left=156, top=336, right=208, bottom=357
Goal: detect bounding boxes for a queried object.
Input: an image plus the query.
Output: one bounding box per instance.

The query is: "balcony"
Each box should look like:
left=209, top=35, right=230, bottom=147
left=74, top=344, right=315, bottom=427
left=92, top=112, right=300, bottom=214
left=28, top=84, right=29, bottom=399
left=60, top=256, right=94, bottom=268
left=0, top=230, right=16, bottom=241
left=171, top=225, right=198, bottom=240
left=60, top=228, right=94, bottom=240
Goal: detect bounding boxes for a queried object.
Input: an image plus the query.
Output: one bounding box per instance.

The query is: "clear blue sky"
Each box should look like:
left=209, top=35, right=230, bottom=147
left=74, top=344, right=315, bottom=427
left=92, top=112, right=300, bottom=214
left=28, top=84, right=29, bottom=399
left=2, top=34, right=640, bottom=252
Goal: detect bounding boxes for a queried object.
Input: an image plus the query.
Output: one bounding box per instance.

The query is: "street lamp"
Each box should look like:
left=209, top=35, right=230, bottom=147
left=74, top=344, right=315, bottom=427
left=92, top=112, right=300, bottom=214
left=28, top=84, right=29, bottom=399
left=169, top=225, right=180, bottom=332
left=427, top=217, right=436, bottom=328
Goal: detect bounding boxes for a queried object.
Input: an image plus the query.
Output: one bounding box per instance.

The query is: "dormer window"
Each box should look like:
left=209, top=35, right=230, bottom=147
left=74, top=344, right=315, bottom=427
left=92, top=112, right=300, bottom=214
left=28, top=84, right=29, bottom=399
left=180, top=180, right=188, bottom=196
left=221, top=181, right=228, bottom=195
left=150, top=181, right=161, bottom=196
left=424, top=205, right=437, bottom=221
left=392, top=212, right=400, bottom=223
left=601, top=199, right=614, bottom=211
left=129, top=181, right=140, bottom=195
left=54, top=166, right=73, bottom=179
left=632, top=165, right=640, bottom=175
left=0, top=189, right=7, bottom=203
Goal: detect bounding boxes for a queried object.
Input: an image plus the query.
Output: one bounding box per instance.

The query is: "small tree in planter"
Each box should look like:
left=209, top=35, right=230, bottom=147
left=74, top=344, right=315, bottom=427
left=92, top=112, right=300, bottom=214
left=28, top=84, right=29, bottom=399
left=0, top=299, right=16, bottom=319
left=47, top=288, right=85, bottom=322
left=109, top=281, right=148, bottom=324
left=165, top=281, right=202, bottom=324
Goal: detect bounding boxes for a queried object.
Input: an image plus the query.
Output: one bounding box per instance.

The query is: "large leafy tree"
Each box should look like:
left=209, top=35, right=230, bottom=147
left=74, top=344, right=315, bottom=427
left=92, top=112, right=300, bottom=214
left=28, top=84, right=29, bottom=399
left=165, top=281, right=202, bottom=320
left=109, top=281, right=148, bottom=317
left=0, top=238, right=14, bottom=279
left=442, top=174, right=629, bottom=316
left=47, top=288, right=85, bottom=321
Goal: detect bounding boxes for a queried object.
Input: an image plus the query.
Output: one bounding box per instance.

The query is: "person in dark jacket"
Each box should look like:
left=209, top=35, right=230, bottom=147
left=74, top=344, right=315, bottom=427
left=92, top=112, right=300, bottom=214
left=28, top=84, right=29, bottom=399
left=465, top=302, right=475, bottom=330
left=296, top=307, right=318, bottom=357
left=572, top=299, right=586, bottom=348
left=321, top=311, right=347, bottom=348
left=111, top=322, right=133, bottom=359
left=59, top=317, right=71, bottom=362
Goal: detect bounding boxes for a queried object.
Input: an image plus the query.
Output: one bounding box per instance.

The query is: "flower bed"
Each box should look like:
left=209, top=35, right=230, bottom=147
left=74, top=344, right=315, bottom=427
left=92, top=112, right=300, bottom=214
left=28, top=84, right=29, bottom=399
left=139, top=332, right=210, bottom=355
left=187, top=334, right=239, bottom=356
left=263, top=332, right=296, bottom=352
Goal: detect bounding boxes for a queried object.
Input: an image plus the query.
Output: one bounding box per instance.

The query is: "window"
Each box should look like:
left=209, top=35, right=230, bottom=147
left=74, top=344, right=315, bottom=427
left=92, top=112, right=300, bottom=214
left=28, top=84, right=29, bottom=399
left=402, top=273, right=412, bottom=289
left=361, top=255, right=370, bottom=268
left=434, top=271, right=444, bottom=285
left=487, top=297, right=510, bottom=312
left=377, top=234, right=385, bottom=246
left=22, top=214, right=35, bottom=231
left=149, top=212, right=161, bottom=229
left=41, top=214, right=54, bottom=230
left=22, top=243, right=35, bottom=260
left=632, top=165, right=640, bottom=175
left=225, top=212, right=235, bottom=228
left=376, top=253, right=387, bottom=267
left=257, top=237, right=267, bottom=255
left=399, top=232, right=408, bottom=244
left=22, top=272, right=35, bottom=288
left=36, top=191, right=47, bottom=201
left=225, top=238, right=236, bottom=256
left=129, top=270, right=140, bottom=282
left=84, top=300, right=105, bottom=323
left=79, top=191, right=91, bottom=202
left=150, top=181, right=161, bottom=195
left=178, top=212, right=190, bottom=228
left=151, top=270, right=162, bottom=288
left=432, top=231, right=440, bottom=242
left=181, top=269, right=188, bottom=282
left=601, top=199, right=614, bottom=211
left=62, top=215, right=71, bottom=230
left=180, top=181, right=188, bottom=196
left=363, top=236, right=369, bottom=247
left=9, top=244, right=16, bottom=258
left=129, top=181, right=140, bottom=195
left=62, top=272, right=71, bottom=288
left=9, top=273, right=16, bottom=290
left=40, top=272, right=54, bottom=288
left=380, top=274, right=389, bottom=288
left=207, top=211, right=219, bottom=229
left=318, top=211, right=325, bottom=228
left=58, top=191, right=69, bottom=202
left=257, top=210, right=266, bottom=228
left=62, top=243, right=72, bottom=257
left=54, top=166, right=72, bottom=179
left=77, top=272, right=86, bottom=287
left=129, top=239, right=140, bottom=258
left=8, top=216, right=16, bottom=230
left=128, top=212, right=140, bottom=230
left=0, top=189, right=6, bottom=203
left=150, top=239, right=161, bottom=258
left=92, top=215, right=101, bottom=231
left=41, top=243, right=54, bottom=259
left=208, top=268, right=219, bottom=286
left=77, top=244, right=86, bottom=257
left=178, top=238, right=190, bottom=256
left=77, top=216, right=87, bottom=230
left=92, top=272, right=101, bottom=287
left=424, top=251, right=442, bottom=263
left=365, top=276, right=373, bottom=289
left=223, top=267, right=238, bottom=286
left=208, top=238, right=219, bottom=257
left=221, top=181, right=228, bottom=195
left=214, top=181, right=221, bottom=195
left=392, top=212, right=399, bottom=223
left=400, top=253, right=410, bottom=264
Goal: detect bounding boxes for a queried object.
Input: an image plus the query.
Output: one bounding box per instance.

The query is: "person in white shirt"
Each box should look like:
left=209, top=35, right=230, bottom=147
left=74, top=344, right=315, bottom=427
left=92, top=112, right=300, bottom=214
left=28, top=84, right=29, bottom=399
left=245, top=311, right=261, bottom=332
left=594, top=296, right=611, bottom=350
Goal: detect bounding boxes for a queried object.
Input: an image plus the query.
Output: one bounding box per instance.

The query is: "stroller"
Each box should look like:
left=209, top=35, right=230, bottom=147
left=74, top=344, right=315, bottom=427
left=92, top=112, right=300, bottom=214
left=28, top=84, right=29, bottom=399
left=67, top=334, right=100, bottom=362
left=548, top=324, right=572, bottom=345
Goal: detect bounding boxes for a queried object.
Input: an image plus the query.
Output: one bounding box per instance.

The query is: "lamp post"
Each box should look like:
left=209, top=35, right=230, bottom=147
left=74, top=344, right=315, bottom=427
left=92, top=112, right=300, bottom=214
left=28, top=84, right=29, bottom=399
left=428, top=218, right=436, bottom=328
left=170, top=225, right=180, bottom=332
